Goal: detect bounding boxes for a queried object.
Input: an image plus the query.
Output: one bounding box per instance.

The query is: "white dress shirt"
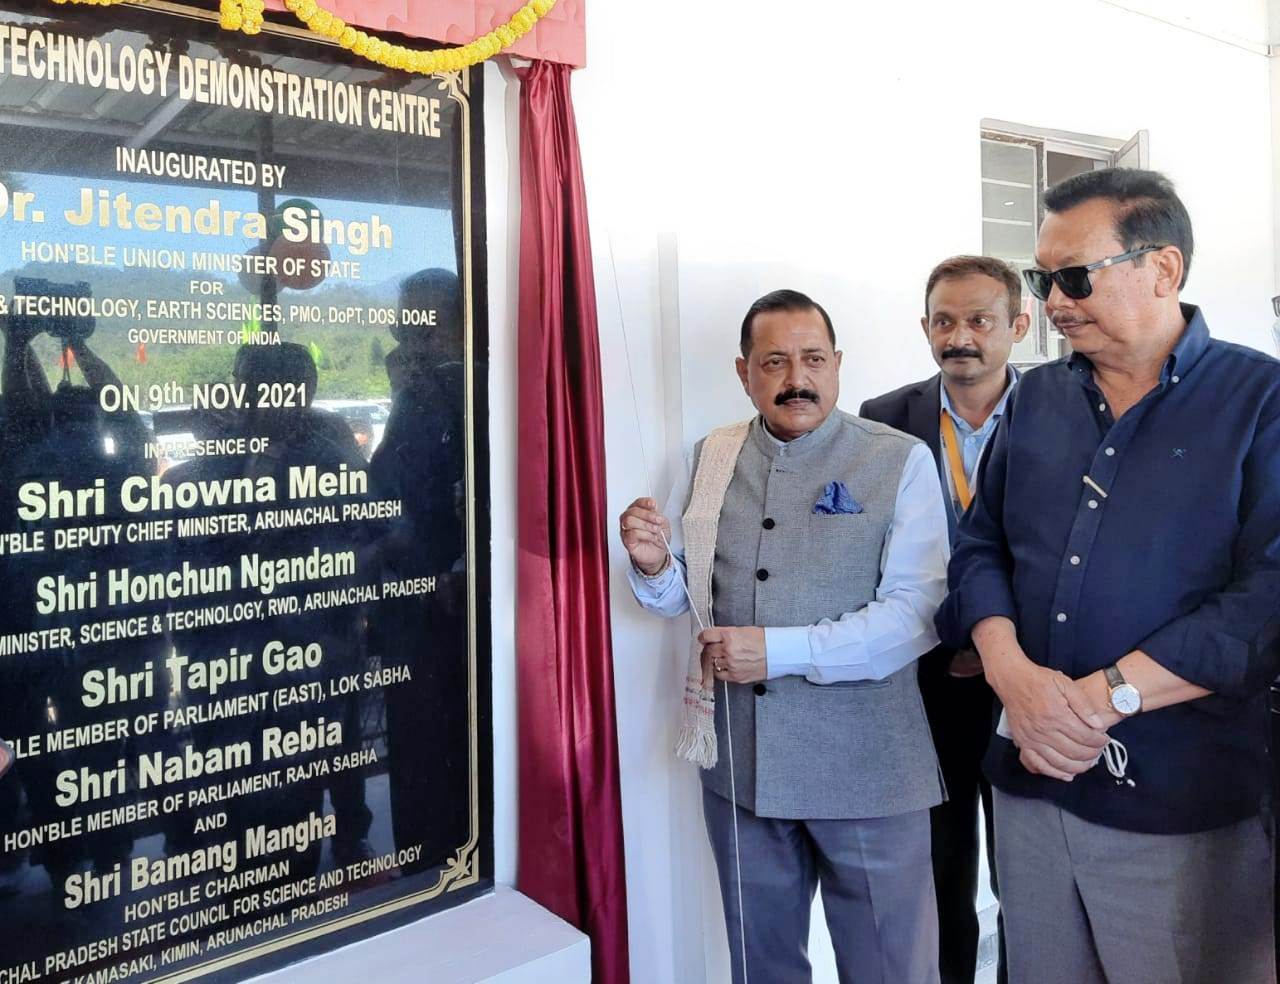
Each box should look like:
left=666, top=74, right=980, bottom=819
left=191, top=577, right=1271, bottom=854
left=626, top=430, right=950, bottom=683
left=938, top=366, right=1017, bottom=533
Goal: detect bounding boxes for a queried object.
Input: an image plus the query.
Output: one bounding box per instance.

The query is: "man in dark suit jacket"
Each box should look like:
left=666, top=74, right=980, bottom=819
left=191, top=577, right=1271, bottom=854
left=861, top=255, right=1028, bottom=984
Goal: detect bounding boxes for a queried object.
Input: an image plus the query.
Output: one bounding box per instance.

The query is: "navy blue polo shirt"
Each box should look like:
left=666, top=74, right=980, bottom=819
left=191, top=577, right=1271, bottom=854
left=936, top=305, right=1280, bottom=834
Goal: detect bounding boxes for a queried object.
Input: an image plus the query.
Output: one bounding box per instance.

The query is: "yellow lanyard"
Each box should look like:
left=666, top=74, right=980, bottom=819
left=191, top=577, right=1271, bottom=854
left=940, top=409, right=973, bottom=511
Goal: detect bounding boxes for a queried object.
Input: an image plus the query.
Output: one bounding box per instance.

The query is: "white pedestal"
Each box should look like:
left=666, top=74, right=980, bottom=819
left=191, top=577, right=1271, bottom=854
left=250, top=887, right=592, bottom=983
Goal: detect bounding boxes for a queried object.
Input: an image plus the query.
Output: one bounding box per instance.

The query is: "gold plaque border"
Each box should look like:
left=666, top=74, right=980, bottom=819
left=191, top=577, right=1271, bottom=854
left=74, top=4, right=490, bottom=980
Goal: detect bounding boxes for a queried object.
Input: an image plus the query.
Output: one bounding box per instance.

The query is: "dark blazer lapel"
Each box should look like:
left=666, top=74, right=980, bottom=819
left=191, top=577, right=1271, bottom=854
left=906, top=373, right=943, bottom=467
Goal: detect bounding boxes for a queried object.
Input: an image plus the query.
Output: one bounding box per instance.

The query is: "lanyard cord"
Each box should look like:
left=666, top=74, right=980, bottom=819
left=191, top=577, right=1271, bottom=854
left=939, top=409, right=974, bottom=511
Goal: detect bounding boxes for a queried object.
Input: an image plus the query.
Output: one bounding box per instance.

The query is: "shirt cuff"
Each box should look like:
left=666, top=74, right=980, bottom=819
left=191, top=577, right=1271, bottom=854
left=764, top=626, right=811, bottom=679
left=626, top=560, right=678, bottom=599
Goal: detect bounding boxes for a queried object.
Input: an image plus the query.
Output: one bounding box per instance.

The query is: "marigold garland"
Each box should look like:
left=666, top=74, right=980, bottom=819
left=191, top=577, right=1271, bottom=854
left=46, top=0, right=557, bottom=72
left=219, top=0, right=265, bottom=35
left=282, top=0, right=555, bottom=74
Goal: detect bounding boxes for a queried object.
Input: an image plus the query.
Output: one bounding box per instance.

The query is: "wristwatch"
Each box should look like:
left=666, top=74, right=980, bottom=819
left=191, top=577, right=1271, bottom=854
left=1104, top=664, right=1142, bottom=716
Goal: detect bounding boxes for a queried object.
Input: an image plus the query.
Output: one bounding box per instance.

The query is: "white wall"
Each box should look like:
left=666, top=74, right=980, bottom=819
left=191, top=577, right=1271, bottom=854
left=1104, top=0, right=1270, bottom=52
left=484, top=57, right=521, bottom=891
left=1271, top=0, right=1280, bottom=298
left=483, top=3, right=1278, bottom=982
left=651, top=0, right=1276, bottom=443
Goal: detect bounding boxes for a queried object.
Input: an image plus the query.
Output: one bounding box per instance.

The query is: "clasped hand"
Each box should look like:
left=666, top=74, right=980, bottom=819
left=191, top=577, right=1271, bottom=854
left=996, top=661, right=1112, bottom=782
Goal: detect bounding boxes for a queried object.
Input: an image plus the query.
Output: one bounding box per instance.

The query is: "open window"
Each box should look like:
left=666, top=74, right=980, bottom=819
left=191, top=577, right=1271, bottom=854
left=980, top=120, right=1150, bottom=364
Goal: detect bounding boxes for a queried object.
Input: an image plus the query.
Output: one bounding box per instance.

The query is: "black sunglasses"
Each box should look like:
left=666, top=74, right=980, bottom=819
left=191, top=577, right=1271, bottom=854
left=1022, top=246, right=1162, bottom=302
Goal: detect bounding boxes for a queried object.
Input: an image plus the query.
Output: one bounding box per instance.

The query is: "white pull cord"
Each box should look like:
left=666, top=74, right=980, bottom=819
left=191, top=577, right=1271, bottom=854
left=608, top=234, right=750, bottom=983
left=1102, top=738, right=1135, bottom=788
left=1002, top=709, right=1135, bottom=789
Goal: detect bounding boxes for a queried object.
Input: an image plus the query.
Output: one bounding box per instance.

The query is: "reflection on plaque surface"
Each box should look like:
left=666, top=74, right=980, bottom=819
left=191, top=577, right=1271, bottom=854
left=0, top=1, right=492, bottom=979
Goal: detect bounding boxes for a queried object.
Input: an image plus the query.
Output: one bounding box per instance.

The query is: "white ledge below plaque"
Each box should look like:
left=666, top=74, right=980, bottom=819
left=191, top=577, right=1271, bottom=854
left=250, top=887, right=592, bottom=983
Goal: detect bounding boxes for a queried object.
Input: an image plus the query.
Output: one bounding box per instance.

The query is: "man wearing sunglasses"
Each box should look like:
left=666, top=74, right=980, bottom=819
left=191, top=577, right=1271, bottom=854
left=861, top=255, right=1027, bottom=984
left=936, top=167, right=1280, bottom=983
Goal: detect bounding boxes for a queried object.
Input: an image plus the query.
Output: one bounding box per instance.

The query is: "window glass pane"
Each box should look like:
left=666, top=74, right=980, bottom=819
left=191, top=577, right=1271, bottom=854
left=981, top=139, right=1035, bottom=184
left=1046, top=151, right=1099, bottom=186
left=982, top=182, right=1035, bottom=224
left=982, top=220, right=1035, bottom=258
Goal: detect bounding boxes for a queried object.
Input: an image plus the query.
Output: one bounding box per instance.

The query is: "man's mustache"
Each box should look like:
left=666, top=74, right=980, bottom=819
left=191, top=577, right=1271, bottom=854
left=775, top=388, right=819, bottom=406
left=942, top=347, right=983, bottom=361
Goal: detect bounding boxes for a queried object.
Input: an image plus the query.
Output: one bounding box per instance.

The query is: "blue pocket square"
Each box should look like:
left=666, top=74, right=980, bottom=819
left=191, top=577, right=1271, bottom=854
left=813, top=481, right=863, bottom=515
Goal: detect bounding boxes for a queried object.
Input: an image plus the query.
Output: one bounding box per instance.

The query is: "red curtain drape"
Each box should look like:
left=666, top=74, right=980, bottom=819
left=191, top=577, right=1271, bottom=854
left=515, top=60, right=630, bottom=983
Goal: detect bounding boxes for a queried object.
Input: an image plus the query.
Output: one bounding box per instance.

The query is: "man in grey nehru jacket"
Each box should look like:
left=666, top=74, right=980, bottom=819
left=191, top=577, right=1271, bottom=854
left=619, top=289, right=950, bottom=983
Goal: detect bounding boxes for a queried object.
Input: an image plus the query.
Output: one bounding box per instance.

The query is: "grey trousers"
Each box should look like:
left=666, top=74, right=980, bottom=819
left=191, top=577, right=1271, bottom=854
left=993, top=788, right=1275, bottom=984
left=702, top=787, right=940, bottom=984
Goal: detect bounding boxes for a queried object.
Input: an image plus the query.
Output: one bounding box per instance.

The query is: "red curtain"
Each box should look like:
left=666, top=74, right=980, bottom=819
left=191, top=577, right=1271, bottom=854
left=515, top=60, right=630, bottom=982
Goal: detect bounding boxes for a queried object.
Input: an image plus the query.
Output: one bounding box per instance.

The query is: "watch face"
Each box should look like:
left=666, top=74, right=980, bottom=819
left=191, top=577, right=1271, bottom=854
left=1111, top=684, right=1141, bottom=715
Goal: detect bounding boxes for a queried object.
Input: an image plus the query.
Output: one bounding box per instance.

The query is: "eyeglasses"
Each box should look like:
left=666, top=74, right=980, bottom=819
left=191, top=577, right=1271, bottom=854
left=1022, top=246, right=1163, bottom=302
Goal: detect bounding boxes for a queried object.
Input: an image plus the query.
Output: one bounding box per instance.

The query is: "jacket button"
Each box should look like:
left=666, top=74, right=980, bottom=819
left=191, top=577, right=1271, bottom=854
left=753, top=684, right=767, bottom=696
left=756, top=569, right=769, bottom=581
left=762, top=518, right=775, bottom=530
